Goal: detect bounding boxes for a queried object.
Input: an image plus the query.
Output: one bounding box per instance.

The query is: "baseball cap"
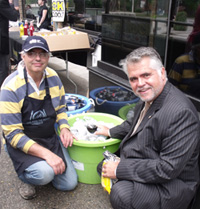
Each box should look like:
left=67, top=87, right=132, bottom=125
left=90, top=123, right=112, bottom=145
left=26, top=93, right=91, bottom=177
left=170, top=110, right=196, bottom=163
left=22, top=36, right=49, bottom=52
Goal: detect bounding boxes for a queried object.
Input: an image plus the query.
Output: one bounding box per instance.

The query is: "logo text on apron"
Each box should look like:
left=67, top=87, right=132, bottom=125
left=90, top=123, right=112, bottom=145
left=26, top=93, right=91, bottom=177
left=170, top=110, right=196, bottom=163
left=26, top=109, right=48, bottom=125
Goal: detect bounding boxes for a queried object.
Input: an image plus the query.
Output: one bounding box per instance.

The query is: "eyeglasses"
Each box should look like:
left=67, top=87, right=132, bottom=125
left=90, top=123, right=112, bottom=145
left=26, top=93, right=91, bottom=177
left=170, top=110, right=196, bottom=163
left=26, top=51, right=49, bottom=58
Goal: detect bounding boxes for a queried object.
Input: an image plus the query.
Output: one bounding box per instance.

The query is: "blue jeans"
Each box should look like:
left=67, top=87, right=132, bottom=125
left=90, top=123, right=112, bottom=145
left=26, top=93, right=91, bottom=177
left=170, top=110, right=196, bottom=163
left=18, top=141, right=78, bottom=191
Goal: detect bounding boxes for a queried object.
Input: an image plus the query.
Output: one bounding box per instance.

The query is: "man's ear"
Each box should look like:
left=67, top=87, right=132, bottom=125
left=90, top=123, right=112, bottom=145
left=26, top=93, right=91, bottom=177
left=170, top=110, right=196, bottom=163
left=21, top=53, right=25, bottom=61
left=161, top=67, right=166, bottom=80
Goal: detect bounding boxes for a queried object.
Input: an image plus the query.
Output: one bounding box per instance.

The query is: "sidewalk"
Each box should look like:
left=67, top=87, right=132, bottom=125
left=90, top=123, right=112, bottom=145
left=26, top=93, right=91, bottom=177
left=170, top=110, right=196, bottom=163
left=0, top=61, right=113, bottom=209
left=0, top=144, right=112, bottom=209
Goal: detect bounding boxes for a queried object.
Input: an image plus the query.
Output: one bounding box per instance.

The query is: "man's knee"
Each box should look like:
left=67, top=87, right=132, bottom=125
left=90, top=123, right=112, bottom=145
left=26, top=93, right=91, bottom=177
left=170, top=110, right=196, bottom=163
left=110, top=181, right=134, bottom=209
left=54, top=177, right=78, bottom=191
left=110, top=184, right=125, bottom=209
left=36, top=166, right=55, bottom=185
left=24, top=162, right=55, bottom=185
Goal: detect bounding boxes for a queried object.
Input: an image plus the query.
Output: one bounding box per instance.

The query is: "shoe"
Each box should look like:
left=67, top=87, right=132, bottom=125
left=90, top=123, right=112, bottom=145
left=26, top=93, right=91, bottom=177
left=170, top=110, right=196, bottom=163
left=19, top=182, right=36, bottom=200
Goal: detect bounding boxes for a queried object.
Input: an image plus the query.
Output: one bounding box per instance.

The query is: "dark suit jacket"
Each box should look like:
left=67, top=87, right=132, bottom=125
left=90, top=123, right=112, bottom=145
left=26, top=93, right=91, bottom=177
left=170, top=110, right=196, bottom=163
left=0, top=0, right=18, bottom=54
left=110, top=81, right=200, bottom=209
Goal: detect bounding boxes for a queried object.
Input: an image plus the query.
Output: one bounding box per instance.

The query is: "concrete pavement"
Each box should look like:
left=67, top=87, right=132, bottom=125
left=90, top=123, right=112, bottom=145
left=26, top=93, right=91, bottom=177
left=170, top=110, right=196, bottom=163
left=0, top=144, right=112, bottom=209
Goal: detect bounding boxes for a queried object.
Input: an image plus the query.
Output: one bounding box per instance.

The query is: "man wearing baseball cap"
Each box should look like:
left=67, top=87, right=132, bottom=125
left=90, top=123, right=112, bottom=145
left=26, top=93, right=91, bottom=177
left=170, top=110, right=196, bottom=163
left=0, top=36, right=78, bottom=200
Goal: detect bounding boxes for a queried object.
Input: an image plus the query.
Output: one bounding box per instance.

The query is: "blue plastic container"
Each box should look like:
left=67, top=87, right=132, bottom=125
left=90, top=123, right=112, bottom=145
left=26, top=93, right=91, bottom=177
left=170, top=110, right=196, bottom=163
left=89, top=86, right=139, bottom=116
left=65, top=94, right=93, bottom=116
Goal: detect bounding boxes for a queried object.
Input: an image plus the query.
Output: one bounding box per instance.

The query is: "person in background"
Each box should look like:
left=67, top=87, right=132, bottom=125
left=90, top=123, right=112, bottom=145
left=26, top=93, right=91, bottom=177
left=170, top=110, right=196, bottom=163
left=186, top=5, right=200, bottom=52
left=26, top=4, right=32, bottom=15
left=95, top=47, right=200, bottom=209
left=168, top=31, right=200, bottom=98
left=9, top=0, right=20, bottom=20
left=26, top=4, right=35, bottom=19
left=13, top=0, right=19, bottom=11
left=0, top=0, right=18, bottom=88
left=9, top=0, right=19, bottom=12
left=68, top=12, right=75, bottom=27
left=0, top=36, right=78, bottom=200
left=37, top=0, right=49, bottom=29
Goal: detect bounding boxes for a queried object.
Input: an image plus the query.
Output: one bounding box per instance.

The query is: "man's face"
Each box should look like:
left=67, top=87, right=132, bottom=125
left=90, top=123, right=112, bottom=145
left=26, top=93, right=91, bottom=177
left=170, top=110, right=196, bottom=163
left=127, top=57, right=166, bottom=103
left=21, top=48, right=49, bottom=76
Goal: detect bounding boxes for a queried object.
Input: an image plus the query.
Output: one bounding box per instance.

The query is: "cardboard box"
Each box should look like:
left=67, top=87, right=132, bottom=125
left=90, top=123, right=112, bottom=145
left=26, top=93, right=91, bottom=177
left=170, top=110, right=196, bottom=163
left=33, top=31, right=90, bottom=52
left=9, top=27, right=20, bottom=32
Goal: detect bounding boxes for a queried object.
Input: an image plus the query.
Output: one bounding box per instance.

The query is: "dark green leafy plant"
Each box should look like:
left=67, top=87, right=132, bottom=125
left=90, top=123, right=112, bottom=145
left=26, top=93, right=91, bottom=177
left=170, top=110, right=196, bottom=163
left=174, top=11, right=187, bottom=31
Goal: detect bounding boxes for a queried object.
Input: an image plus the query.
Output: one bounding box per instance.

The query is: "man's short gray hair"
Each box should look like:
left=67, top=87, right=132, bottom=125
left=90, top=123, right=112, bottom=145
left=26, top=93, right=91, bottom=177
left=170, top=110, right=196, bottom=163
left=119, top=47, right=165, bottom=76
left=20, top=51, right=51, bottom=57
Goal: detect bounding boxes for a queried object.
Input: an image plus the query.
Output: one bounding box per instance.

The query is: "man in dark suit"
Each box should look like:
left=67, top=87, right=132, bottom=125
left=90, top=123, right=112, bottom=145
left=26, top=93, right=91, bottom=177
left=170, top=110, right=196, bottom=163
left=96, top=47, right=200, bottom=209
left=0, top=0, right=18, bottom=87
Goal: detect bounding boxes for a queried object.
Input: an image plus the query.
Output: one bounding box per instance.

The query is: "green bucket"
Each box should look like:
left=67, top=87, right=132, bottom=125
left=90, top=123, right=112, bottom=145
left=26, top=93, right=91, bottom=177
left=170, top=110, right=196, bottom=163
left=57, top=112, right=124, bottom=184
left=118, top=103, right=137, bottom=120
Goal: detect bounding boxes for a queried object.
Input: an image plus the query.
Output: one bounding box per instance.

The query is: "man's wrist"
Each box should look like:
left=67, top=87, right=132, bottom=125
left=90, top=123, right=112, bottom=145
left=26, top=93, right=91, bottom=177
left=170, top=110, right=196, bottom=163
left=60, top=124, right=70, bottom=130
left=61, top=127, right=70, bottom=132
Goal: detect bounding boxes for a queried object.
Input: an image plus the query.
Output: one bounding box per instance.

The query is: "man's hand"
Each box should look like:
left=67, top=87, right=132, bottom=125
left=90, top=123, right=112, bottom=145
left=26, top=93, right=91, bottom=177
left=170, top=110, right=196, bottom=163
left=60, top=128, right=78, bottom=148
left=102, top=160, right=120, bottom=179
left=28, top=143, right=66, bottom=175
left=37, top=23, right=40, bottom=28
left=44, top=151, right=66, bottom=175
left=95, top=125, right=110, bottom=137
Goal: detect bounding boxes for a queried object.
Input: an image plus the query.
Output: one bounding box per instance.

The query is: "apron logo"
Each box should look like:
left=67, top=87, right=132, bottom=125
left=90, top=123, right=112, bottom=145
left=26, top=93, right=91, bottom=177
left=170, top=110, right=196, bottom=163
left=27, top=109, right=48, bottom=125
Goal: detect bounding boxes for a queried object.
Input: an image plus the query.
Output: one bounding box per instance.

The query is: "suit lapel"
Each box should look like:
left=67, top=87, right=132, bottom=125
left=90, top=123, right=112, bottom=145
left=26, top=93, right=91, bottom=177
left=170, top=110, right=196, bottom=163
left=119, top=101, right=144, bottom=148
